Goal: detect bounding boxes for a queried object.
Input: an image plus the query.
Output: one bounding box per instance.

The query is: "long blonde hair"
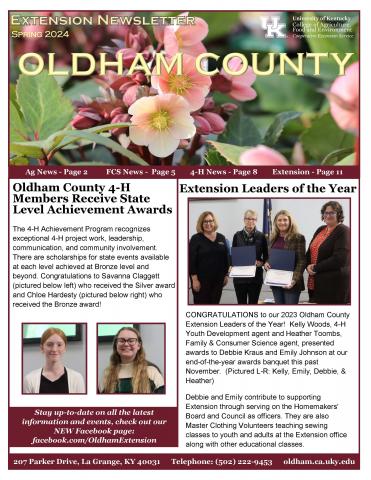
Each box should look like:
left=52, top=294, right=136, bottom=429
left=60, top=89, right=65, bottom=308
left=270, top=210, right=300, bottom=243
left=102, top=327, right=151, bottom=393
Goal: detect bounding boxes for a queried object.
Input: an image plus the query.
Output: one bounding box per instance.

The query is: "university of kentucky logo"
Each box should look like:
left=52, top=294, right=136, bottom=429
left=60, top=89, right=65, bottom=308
left=261, top=16, right=286, bottom=38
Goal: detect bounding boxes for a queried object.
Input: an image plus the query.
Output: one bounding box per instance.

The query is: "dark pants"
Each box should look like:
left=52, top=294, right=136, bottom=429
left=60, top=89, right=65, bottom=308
left=271, top=286, right=301, bottom=305
left=308, top=287, right=349, bottom=305
left=192, top=280, right=224, bottom=305
left=308, top=289, right=315, bottom=303
left=234, top=282, right=262, bottom=304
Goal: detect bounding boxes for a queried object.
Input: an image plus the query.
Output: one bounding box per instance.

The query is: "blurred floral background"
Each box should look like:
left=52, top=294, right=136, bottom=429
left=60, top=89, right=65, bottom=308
left=10, top=11, right=359, bottom=166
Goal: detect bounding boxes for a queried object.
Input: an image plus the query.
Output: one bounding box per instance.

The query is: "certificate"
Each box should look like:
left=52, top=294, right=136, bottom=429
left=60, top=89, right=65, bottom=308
left=229, top=246, right=256, bottom=278
left=264, top=249, right=295, bottom=286
left=264, top=268, right=293, bottom=287
left=230, top=265, right=257, bottom=277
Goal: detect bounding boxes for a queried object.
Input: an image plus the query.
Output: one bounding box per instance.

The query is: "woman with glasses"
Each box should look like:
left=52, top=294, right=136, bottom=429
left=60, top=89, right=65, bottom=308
left=306, top=201, right=350, bottom=304
left=232, top=209, right=268, bottom=304
left=189, top=211, right=229, bottom=304
left=100, top=327, right=165, bottom=394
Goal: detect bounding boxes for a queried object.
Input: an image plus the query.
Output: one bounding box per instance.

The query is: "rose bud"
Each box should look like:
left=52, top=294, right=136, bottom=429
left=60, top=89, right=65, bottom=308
left=202, top=112, right=226, bottom=134
left=71, top=108, right=102, bottom=129
left=193, top=114, right=212, bottom=135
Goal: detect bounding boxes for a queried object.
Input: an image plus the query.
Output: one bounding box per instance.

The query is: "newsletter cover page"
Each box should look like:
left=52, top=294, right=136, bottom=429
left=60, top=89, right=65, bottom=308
left=5, top=2, right=367, bottom=479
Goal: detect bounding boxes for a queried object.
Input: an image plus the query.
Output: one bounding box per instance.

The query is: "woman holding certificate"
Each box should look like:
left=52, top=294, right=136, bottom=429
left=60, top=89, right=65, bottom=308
left=265, top=210, right=306, bottom=304
left=306, top=201, right=350, bottom=304
left=189, top=211, right=229, bottom=304
left=232, top=210, right=268, bottom=304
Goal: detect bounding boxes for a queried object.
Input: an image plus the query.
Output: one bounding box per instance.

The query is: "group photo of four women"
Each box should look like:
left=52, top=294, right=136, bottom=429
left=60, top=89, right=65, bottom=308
left=189, top=200, right=350, bottom=305
left=23, top=325, right=165, bottom=395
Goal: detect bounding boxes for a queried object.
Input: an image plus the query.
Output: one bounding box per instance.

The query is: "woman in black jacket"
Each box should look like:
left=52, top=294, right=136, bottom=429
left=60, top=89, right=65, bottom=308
left=189, top=211, right=229, bottom=304
left=232, top=209, right=268, bottom=304
left=306, top=201, right=350, bottom=304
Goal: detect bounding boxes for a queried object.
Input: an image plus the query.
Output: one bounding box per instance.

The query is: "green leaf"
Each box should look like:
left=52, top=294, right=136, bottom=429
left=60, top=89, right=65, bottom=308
left=67, top=161, right=115, bottom=166
left=52, top=67, right=71, bottom=87
left=10, top=140, right=45, bottom=158
left=191, top=12, right=240, bottom=41
left=219, top=109, right=262, bottom=146
left=335, top=153, right=355, bottom=166
left=153, top=11, right=239, bottom=42
left=73, top=146, right=116, bottom=164
left=204, top=149, right=228, bottom=166
left=10, top=156, right=29, bottom=166
left=10, top=84, right=20, bottom=111
left=10, top=61, right=21, bottom=84
left=10, top=132, right=63, bottom=158
left=10, top=101, right=29, bottom=142
left=303, top=12, right=358, bottom=57
left=255, top=74, right=323, bottom=113
left=64, top=79, right=101, bottom=101
left=52, top=152, right=70, bottom=165
left=301, top=58, right=342, bottom=82
left=321, top=147, right=354, bottom=165
left=49, top=123, right=131, bottom=150
left=60, top=138, right=102, bottom=150
left=16, top=70, right=73, bottom=140
left=208, top=141, right=248, bottom=165
left=263, top=112, right=301, bottom=147
left=58, top=130, right=148, bottom=165
left=301, top=113, right=355, bottom=162
left=78, top=123, right=131, bottom=135
left=10, top=122, right=133, bottom=162
left=230, top=33, right=286, bottom=53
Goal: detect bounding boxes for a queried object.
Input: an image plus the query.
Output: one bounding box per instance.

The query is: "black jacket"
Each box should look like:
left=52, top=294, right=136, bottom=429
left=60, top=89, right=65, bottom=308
left=189, top=232, right=229, bottom=283
left=306, top=224, right=350, bottom=304
left=232, top=229, right=268, bottom=284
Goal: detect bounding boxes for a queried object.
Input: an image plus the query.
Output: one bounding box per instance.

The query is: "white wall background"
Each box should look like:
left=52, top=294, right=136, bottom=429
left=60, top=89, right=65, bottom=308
left=189, top=198, right=350, bottom=244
